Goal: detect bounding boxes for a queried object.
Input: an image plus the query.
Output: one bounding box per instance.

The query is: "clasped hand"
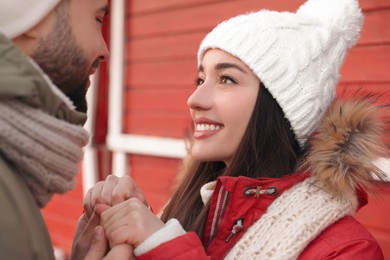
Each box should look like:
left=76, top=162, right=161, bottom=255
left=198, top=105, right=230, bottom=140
left=71, top=175, right=164, bottom=259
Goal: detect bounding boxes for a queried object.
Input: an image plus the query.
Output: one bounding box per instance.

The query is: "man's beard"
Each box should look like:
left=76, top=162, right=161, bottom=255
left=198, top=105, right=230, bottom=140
left=31, top=12, right=95, bottom=113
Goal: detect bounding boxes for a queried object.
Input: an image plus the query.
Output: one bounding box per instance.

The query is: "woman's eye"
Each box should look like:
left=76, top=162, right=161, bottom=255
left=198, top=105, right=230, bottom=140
left=220, top=75, right=237, bottom=84
left=195, top=77, right=204, bottom=86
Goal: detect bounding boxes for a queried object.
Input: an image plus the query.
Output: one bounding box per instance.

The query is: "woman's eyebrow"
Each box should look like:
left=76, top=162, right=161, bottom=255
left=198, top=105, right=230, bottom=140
left=215, top=63, right=248, bottom=74
left=198, top=63, right=248, bottom=73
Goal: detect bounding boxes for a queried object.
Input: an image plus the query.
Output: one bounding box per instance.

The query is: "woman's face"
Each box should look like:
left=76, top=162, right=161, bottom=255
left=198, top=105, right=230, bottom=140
left=188, top=49, right=260, bottom=165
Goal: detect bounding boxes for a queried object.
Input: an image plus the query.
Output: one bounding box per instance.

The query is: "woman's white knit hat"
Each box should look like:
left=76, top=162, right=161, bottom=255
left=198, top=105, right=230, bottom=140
left=198, top=0, right=364, bottom=148
left=0, top=0, right=62, bottom=39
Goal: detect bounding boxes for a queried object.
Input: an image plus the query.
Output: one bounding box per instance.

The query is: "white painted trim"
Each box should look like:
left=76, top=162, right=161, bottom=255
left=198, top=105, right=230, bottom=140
left=82, top=148, right=98, bottom=194
left=112, top=152, right=128, bottom=177
left=108, top=0, right=125, bottom=137
left=107, top=134, right=186, bottom=159
left=108, top=0, right=128, bottom=176
left=82, top=72, right=99, bottom=195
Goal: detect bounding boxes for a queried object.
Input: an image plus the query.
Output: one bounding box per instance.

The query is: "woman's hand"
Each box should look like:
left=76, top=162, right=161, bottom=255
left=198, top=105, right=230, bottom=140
left=71, top=175, right=147, bottom=259
left=99, top=198, right=165, bottom=248
left=84, top=175, right=148, bottom=219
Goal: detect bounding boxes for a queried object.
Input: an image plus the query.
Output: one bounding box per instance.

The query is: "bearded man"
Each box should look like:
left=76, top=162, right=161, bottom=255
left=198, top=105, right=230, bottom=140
left=0, top=0, right=130, bottom=259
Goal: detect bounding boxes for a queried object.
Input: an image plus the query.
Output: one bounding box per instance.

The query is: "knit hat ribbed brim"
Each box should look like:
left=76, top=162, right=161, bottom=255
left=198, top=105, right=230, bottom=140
left=198, top=0, right=364, bottom=148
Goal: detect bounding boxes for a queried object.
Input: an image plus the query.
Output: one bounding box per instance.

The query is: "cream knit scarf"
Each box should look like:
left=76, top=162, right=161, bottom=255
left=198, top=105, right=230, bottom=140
left=0, top=99, right=89, bottom=208
left=200, top=177, right=358, bottom=259
left=223, top=178, right=358, bottom=259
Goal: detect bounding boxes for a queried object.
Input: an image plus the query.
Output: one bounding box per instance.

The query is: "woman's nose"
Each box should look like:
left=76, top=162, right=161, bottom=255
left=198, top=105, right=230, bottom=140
left=187, top=82, right=213, bottom=111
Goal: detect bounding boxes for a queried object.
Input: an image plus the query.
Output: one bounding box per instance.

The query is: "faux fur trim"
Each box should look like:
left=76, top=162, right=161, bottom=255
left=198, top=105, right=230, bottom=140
left=303, top=97, right=389, bottom=197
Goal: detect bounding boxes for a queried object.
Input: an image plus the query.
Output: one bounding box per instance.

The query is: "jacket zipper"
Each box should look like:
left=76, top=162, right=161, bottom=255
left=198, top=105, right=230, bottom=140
left=208, top=185, right=229, bottom=243
left=225, top=218, right=244, bottom=242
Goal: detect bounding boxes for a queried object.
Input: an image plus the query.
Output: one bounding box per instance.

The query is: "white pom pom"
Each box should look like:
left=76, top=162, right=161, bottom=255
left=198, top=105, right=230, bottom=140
left=297, top=0, right=364, bottom=48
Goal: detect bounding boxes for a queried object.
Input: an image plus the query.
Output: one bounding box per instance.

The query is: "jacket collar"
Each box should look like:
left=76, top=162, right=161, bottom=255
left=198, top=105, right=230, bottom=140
left=200, top=172, right=309, bottom=206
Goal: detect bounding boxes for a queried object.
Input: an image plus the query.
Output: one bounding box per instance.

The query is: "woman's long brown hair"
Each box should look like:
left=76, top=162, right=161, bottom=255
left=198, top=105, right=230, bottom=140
left=160, top=83, right=303, bottom=241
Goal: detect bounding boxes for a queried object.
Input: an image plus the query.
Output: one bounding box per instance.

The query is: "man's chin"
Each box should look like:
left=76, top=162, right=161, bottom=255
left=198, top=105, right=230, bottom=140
left=75, top=100, right=88, bottom=113
left=67, top=82, right=88, bottom=113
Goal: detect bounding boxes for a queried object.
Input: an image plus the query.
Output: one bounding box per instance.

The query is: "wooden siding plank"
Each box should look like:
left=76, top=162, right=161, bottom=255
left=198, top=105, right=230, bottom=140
left=127, top=32, right=202, bottom=62
left=360, top=10, right=390, bottom=46
left=126, top=60, right=196, bottom=87
left=130, top=0, right=228, bottom=15
left=125, top=88, right=192, bottom=112
left=124, top=113, right=191, bottom=138
left=359, top=0, right=390, bottom=11
left=127, top=0, right=303, bottom=38
left=338, top=83, right=390, bottom=96
left=340, top=46, right=390, bottom=82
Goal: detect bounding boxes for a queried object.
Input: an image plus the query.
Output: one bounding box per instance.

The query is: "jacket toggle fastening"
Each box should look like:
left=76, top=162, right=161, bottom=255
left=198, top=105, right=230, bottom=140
left=226, top=218, right=244, bottom=242
left=243, top=186, right=278, bottom=198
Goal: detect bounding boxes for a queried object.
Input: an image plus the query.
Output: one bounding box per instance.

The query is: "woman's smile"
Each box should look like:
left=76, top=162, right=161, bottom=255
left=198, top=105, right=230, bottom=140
left=193, top=117, right=225, bottom=139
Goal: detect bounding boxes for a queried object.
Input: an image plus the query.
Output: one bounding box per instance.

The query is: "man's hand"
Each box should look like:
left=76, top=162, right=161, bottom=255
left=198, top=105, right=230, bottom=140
left=70, top=210, right=102, bottom=260
left=84, top=226, right=134, bottom=260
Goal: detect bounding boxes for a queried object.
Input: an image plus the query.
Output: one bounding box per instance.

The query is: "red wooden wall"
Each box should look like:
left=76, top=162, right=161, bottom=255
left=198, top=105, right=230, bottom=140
left=42, top=0, right=390, bottom=257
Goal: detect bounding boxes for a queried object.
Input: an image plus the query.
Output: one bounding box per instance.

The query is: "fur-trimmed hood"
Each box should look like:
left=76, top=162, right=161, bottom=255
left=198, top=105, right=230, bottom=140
left=303, top=97, right=389, bottom=198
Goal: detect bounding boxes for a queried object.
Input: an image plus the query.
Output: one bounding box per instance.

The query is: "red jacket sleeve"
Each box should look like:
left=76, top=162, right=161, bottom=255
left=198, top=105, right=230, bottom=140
left=136, top=232, right=210, bottom=260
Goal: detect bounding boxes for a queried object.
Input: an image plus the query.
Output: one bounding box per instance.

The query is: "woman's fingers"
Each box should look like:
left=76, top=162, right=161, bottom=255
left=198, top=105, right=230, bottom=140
left=112, top=175, right=142, bottom=206
left=101, top=198, right=164, bottom=248
left=100, top=175, right=120, bottom=205
left=83, top=174, right=149, bottom=220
